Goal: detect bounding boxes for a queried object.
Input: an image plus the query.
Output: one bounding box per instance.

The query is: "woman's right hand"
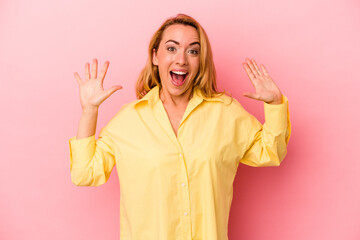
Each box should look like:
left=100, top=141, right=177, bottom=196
left=74, top=58, right=122, bottom=111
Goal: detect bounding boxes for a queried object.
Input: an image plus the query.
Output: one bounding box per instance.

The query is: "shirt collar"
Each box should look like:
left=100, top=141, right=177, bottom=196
left=134, top=85, right=224, bottom=109
left=134, top=85, right=160, bottom=108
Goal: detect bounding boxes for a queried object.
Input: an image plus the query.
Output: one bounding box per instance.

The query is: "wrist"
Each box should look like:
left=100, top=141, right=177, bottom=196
left=267, top=95, right=283, bottom=105
left=82, top=105, right=99, bottom=114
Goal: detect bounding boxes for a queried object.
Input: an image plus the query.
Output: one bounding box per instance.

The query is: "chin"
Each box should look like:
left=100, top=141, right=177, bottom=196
left=162, top=83, right=193, bottom=98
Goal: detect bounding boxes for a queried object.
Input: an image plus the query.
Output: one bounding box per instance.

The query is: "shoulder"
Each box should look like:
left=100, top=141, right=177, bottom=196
left=112, top=99, right=141, bottom=119
left=205, top=92, right=246, bottom=112
left=102, top=99, right=140, bottom=130
left=207, top=93, right=260, bottom=125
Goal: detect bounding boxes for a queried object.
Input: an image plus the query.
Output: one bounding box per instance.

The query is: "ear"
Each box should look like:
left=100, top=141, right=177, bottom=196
left=152, top=48, right=158, bottom=66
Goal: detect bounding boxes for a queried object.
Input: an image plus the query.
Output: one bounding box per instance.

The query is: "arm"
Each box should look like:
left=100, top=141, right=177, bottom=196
left=69, top=126, right=116, bottom=186
left=69, top=58, right=122, bottom=186
left=239, top=58, right=291, bottom=166
left=77, top=107, right=98, bottom=139
left=240, top=95, right=291, bottom=167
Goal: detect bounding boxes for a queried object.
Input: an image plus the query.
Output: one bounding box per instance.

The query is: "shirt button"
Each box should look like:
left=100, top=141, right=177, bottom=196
left=181, top=182, right=185, bottom=187
left=184, top=212, right=188, bottom=216
left=179, top=153, right=182, bottom=158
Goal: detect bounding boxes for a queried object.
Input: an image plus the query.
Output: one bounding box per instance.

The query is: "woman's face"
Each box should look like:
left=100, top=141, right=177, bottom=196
left=152, top=24, right=200, bottom=99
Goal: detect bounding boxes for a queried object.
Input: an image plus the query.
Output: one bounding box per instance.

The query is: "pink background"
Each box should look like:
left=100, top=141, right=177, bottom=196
left=1, top=0, right=359, bottom=239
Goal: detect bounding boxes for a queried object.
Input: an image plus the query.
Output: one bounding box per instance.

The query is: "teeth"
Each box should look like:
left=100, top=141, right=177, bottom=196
left=171, top=71, right=187, bottom=75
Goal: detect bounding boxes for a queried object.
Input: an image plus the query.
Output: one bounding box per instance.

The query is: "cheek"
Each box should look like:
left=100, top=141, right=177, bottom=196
left=191, top=59, right=200, bottom=73
left=156, top=55, right=168, bottom=70
left=157, top=51, right=172, bottom=63
left=158, top=56, right=172, bottom=71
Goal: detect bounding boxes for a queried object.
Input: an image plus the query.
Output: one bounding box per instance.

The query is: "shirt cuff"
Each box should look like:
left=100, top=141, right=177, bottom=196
left=263, top=95, right=290, bottom=134
left=69, top=135, right=96, bottom=169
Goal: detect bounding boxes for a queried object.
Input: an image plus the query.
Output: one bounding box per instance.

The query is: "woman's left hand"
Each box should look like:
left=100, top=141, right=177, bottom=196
left=242, top=58, right=283, bottom=105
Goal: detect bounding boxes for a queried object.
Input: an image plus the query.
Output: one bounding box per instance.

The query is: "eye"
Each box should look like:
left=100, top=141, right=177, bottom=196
left=167, top=47, right=176, bottom=52
left=188, top=49, right=199, bottom=55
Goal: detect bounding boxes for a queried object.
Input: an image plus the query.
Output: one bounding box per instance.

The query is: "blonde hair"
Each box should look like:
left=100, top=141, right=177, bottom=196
left=135, top=13, right=224, bottom=99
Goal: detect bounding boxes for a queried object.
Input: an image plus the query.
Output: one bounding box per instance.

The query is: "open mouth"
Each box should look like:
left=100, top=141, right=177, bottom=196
left=170, top=71, right=188, bottom=87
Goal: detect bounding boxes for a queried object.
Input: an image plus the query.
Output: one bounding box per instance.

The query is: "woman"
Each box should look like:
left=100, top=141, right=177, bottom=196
left=69, top=13, right=291, bottom=240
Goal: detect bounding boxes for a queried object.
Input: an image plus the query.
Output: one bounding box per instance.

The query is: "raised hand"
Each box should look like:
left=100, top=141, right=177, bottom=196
left=242, top=58, right=283, bottom=105
left=74, top=58, right=122, bottom=111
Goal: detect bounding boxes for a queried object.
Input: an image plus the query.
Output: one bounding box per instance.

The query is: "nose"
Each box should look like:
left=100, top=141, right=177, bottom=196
left=175, top=50, right=188, bottom=66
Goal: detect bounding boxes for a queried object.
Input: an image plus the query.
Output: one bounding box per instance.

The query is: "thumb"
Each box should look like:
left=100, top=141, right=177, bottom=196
left=242, top=92, right=261, bottom=101
left=104, top=85, right=123, bottom=98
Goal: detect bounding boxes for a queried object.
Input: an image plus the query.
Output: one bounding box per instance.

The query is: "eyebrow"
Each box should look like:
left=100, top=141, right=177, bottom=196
left=165, top=40, right=200, bottom=46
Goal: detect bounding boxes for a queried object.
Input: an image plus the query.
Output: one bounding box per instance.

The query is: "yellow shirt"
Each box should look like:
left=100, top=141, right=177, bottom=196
left=69, top=85, right=291, bottom=240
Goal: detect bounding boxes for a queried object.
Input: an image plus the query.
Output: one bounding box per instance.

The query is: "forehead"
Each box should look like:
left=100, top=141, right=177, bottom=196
left=161, top=24, right=199, bottom=44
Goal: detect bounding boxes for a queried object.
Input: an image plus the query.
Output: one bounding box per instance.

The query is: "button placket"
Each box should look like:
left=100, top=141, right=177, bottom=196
left=178, top=151, right=192, bottom=239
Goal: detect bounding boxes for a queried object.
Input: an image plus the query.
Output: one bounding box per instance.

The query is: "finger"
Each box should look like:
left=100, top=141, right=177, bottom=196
left=243, top=63, right=257, bottom=88
left=91, top=58, right=98, bottom=79
left=242, top=92, right=261, bottom=101
left=98, top=61, right=110, bottom=84
left=261, top=64, right=270, bottom=77
left=251, top=59, right=262, bottom=75
left=85, top=63, right=90, bottom=80
left=74, top=72, right=83, bottom=85
left=246, top=58, right=260, bottom=77
left=104, top=85, right=123, bottom=99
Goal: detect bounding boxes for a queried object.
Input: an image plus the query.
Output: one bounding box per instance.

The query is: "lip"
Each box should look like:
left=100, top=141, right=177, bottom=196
left=170, top=69, right=188, bottom=73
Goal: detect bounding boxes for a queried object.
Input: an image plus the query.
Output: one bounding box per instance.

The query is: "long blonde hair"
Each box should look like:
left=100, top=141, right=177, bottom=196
left=135, top=13, right=223, bottom=99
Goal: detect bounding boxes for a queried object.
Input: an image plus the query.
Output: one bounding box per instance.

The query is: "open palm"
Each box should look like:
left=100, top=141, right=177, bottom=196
left=242, top=58, right=282, bottom=104
left=74, top=58, right=122, bottom=110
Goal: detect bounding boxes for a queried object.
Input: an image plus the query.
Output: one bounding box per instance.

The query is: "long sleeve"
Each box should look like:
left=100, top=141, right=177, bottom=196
left=69, top=127, right=116, bottom=186
left=240, top=95, right=291, bottom=167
